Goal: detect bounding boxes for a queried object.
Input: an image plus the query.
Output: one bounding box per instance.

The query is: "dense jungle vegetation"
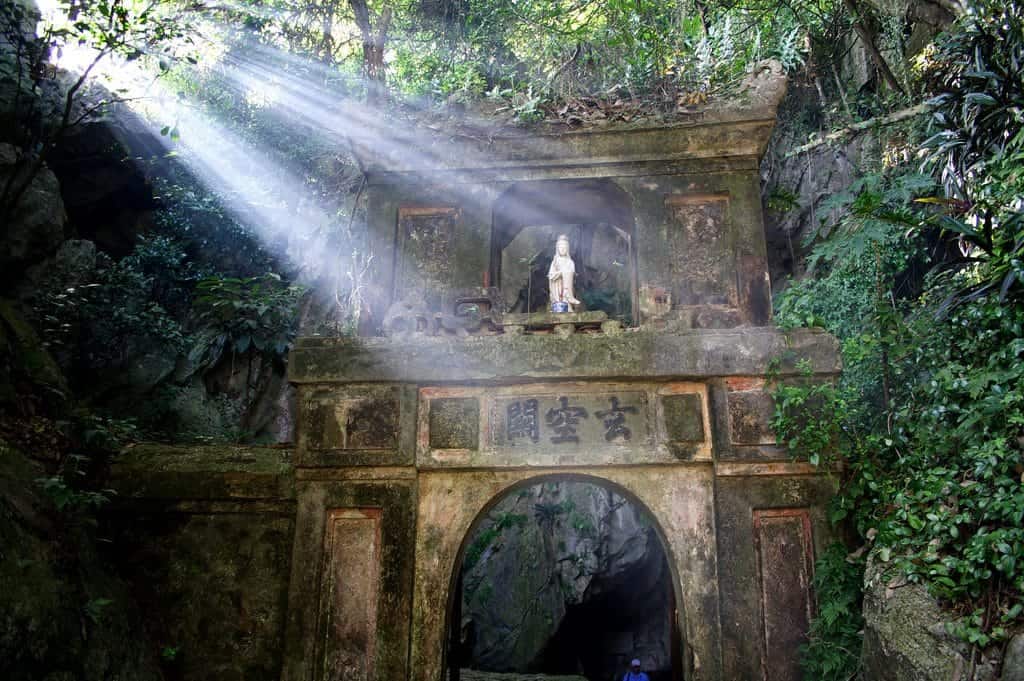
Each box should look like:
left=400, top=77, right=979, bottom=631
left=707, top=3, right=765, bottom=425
left=1, top=0, right=1022, bottom=679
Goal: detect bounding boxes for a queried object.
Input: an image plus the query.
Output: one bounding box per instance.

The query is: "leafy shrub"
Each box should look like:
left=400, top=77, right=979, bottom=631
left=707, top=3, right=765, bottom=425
left=189, top=273, right=304, bottom=370
left=800, top=544, right=865, bottom=681
left=774, top=6, right=1024, bottom=672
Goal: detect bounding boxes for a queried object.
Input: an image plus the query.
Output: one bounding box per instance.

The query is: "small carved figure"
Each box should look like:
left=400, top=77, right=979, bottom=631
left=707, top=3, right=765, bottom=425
left=548, top=234, right=581, bottom=311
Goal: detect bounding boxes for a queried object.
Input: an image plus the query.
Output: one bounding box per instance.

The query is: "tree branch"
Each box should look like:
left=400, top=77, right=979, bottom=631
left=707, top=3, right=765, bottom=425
left=785, top=103, right=931, bottom=157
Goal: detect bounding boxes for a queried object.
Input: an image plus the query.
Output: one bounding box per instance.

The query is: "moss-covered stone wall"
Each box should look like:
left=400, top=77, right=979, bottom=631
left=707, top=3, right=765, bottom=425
left=106, top=445, right=296, bottom=681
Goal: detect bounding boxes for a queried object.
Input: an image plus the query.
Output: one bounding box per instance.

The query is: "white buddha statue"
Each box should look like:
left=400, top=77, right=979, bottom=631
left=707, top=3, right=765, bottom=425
left=548, top=234, right=581, bottom=311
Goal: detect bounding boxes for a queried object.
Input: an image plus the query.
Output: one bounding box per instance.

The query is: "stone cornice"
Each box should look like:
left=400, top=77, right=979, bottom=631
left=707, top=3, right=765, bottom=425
left=288, top=328, right=840, bottom=385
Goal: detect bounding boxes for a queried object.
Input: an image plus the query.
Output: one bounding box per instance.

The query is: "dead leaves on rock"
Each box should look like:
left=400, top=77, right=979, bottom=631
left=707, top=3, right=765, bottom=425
left=552, top=89, right=710, bottom=127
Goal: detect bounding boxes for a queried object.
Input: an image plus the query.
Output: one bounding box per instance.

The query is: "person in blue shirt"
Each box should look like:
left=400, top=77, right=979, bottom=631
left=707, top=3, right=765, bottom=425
left=623, top=658, right=649, bottom=681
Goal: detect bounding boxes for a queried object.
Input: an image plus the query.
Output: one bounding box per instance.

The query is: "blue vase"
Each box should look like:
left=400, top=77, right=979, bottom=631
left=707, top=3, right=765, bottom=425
left=550, top=301, right=569, bottom=313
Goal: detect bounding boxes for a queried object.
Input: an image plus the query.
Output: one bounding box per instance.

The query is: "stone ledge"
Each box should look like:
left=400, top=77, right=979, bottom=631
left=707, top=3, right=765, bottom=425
left=289, top=327, right=840, bottom=384
left=110, top=443, right=295, bottom=501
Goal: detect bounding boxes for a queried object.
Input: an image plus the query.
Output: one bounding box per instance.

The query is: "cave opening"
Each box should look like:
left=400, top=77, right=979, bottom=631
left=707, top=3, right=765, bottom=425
left=447, top=479, right=683, bottom=681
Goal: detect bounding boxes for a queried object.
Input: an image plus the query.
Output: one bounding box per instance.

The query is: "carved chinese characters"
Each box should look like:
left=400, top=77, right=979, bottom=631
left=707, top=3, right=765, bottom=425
left=506, top=398, right=540, bottom=444
left=494, top=392, right=647, bottom=449
left=417, top=383, right=712, bottom=467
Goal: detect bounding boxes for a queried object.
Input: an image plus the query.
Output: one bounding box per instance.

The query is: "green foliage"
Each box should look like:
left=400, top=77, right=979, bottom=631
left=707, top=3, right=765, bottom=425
left=32, top=236, right=191, bottom=375
left=874, top=298, right=1024, bottom=608
left=800, top=544, right=865, bottom=681
left=463, top=512, right=529, bottom=571
left=36, top=445, right=115, bottom=518
left=569, top=510, right=596, bottom=538
left=189, top=273, right=304, bottom=368
left=82, top=597, right=113, bottom=625
left=770, top=359, right=845, bottom=468
left=774, top=4, right=1024, bottom=670
left=920, top=3, right=1024, bottom=304
left=765, top=186, right=799, bottom=213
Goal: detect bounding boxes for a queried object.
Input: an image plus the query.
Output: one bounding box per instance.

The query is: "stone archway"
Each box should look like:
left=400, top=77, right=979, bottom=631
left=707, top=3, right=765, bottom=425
left=443, top=473, right=686, bottom=681
left=409, top=466, right=721, bottom=681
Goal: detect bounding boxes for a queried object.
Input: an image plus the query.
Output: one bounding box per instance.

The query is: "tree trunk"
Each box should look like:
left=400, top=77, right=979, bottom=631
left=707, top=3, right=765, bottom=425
left=348, top=0, right=392, bottom=102
left=843, top=0, right=906, bottom=96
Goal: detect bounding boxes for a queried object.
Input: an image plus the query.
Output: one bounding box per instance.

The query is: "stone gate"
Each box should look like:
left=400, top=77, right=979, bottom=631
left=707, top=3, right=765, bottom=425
left=280, top=66, right=840, bottom=681
left=108, top=65, right=841, bottom=681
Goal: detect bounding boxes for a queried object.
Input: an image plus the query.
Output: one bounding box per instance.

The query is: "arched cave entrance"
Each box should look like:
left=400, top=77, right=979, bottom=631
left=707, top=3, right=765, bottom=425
left=445, top=477, right=684, bottom=681
left=490, top=180, right=639, bottom=326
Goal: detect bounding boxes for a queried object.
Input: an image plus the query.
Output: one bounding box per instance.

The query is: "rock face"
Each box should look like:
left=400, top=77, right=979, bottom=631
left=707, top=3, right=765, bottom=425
left=0, top=441, right=164, bottom=681
left=860, top=554, right=1001, bottom=681
left=1004, top=635, right=1024, bottom=681
left=761, top=110, right=877, bottom=285
left=457, top=481, right=673, bottom=681
left=0, top=144, right=68, bottom=285
left=48, top=117, right=163, bottom=257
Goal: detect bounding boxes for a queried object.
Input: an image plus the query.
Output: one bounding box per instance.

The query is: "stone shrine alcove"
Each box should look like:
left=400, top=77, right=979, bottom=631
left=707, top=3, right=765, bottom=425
left=490, top=180, right=638, bottom=325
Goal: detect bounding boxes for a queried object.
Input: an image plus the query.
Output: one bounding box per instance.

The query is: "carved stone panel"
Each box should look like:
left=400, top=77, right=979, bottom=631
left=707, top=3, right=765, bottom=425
left=304, top=386, right=400, bottom=453
left=417, top=382, right=711, bottom=467
left=726, top=377, right=777, bottom=447
left=428, top=397, right=480, bottom=450
left=395, top=206, right=458, bottom=308
left=665, top=194, right=736, bottom=308
left=660, top=389, right=706, bottom=460
left=753, top=509, right=815, bottom=681
left=317, top=509, right=383, bottom=681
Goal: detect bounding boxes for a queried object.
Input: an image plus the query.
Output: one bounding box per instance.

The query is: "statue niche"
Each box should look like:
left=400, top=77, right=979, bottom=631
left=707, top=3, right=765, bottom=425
left=490, top=180, right=637, bottom=325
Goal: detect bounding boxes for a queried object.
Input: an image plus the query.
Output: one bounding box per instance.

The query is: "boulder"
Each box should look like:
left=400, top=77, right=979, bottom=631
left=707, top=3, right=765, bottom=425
left=48, top=117, right=162, bottom=257
left=1004, top=635, right=1024, bottom=681
left=0, top=297, right=67, bottom=409
left=0, top=1, right=41, bottom=139
left=15, top=238, right=98, bottom=308
left=0, top=145, right=67, bottom=282
left=860, top=553, right=1001, bottom=681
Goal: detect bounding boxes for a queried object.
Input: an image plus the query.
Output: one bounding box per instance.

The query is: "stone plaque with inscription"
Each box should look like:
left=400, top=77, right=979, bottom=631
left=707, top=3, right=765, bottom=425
left=491, top=392, right=650, bottom=448
left=395, top=206, right=458, bottom=308
left=418, top=383, right=711, bottom=467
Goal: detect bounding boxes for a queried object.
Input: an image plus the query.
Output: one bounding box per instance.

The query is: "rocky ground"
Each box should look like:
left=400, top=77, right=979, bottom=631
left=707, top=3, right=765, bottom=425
left=459, top=671, right=588, bottom=681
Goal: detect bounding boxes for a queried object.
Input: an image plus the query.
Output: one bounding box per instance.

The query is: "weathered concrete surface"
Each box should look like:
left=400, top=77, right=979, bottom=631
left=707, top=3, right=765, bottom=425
left=416, top=382, right=712, bottom=468
left=289, top=328, right=840, bottom=384
left=296, top=383, right=419, bottom=467
left=281, top=472, right=417, bottom=681
left=410, top=467, right=721, bottom=681
left=106, top=444, right=297, bottom=681
left=111, top=509, right=295, bottom=681
left=319, top=509, right=383, bottom=681
left=714, top=474, right=838, bottom=681
left=365, top=172, right=772, bottom=333
left=350, top=60, right=786, bottom=179
left=110, top=443, right=295, bottom=501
